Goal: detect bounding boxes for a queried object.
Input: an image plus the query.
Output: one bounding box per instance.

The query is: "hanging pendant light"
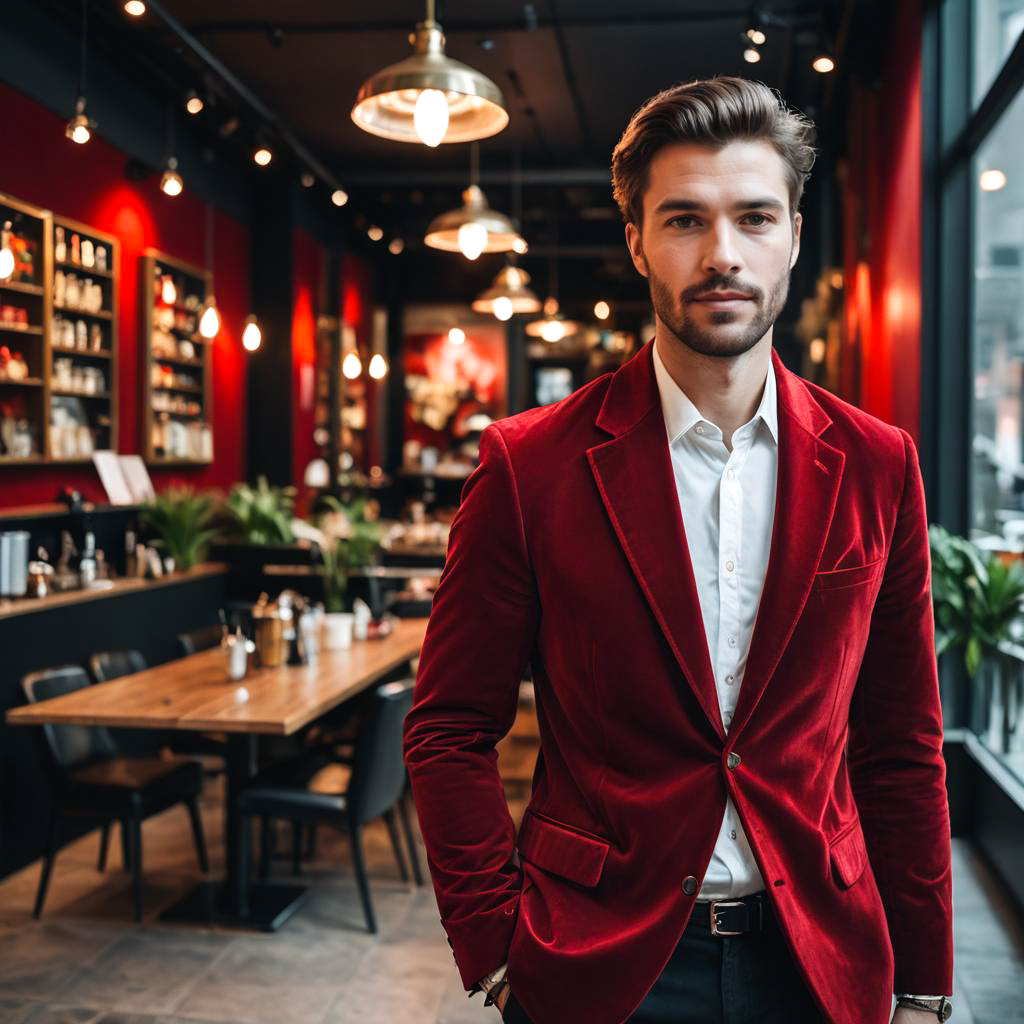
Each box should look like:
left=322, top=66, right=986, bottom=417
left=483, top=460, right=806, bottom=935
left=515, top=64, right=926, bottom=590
left=66, top=3, right=96, bottom=145
left=425, top=143, right=523, bottom=257
left=242, top=315, right=262, bottom=352
left=526, top=237, right=577, bottom=340
left=472, top=264, right=541, bottom=319
left=199, top=202, right=220, bottom=339
left=352, top=0, right=508, bottom=146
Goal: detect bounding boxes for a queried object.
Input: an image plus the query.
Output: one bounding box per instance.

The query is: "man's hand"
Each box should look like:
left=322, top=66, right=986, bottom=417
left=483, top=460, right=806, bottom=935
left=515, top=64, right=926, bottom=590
left=493, top=983, right=511, bottom=1014
left=892, top=1006, right=940, bottom=1023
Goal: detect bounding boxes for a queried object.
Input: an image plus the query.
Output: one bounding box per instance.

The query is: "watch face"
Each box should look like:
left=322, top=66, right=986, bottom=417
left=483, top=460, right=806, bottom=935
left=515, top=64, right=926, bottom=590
left=940, top=1005, right=952, bottom=1021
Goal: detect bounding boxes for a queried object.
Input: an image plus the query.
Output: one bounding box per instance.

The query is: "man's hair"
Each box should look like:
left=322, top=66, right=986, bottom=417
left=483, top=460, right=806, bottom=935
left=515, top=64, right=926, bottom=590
left=611, top=76, right=818, bottom=228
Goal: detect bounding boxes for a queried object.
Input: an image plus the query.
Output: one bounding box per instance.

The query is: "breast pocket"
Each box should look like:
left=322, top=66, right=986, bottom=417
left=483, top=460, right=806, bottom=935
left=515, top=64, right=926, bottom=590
left=516, top=809, right=611, bottom=888
left=813, top=557, right=885, bottom=592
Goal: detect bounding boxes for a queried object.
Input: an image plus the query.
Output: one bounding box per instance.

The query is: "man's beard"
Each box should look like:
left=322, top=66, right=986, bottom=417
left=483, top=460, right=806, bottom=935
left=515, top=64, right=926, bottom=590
left=648, top=256, right=792, bottom=359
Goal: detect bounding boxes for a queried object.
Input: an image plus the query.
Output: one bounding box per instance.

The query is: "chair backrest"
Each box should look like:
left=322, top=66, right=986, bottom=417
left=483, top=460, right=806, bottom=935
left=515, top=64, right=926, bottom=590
left=89, top=649, right=148, bottom=683
left=347, top=679, right=415, bottom=825
left=21, top=666, right=118, bottom=772
left=177, top=624, right=224, bottom=657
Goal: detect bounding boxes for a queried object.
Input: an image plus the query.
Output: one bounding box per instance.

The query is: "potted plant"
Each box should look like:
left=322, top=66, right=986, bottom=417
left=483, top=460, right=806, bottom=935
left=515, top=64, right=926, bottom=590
left=312, top=495, right=384, bottom=649
left=139, top=487, right=218, bottom=572
left=218, top=475, right=297, bottom=545
left=930, top=523, right=1024, bottom=751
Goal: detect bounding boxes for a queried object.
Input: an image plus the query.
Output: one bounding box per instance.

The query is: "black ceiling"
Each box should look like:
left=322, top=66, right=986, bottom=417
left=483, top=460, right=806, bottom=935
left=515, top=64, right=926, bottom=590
left=42, top=1, right=892, bottom=315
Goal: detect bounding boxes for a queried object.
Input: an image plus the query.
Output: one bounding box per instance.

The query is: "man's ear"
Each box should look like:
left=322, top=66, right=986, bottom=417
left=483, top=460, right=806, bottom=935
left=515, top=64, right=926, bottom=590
left=790, top=212, right=802, bottom=269
left=625, top=222, right=648, bottom=278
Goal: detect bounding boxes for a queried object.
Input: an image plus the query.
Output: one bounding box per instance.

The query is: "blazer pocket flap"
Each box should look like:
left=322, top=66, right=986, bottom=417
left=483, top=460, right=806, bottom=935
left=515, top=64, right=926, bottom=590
left=829, top=823, right=868, bottom=888
left=517, top=810, right=610, bottom=888
left=814, top=558, right=884, bottom=591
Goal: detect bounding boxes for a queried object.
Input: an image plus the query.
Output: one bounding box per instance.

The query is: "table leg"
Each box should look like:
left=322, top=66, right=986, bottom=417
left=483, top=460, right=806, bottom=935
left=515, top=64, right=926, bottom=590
left=159, top=733, right=308, bottom=931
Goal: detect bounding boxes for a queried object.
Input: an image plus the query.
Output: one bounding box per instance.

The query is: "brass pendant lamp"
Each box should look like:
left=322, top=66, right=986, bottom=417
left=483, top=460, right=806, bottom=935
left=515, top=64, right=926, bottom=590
left=472, top=263, right=542, bottom=320
left=352, top=0, right=509, bottom=147
left=424, top=142, right=524, bottom=258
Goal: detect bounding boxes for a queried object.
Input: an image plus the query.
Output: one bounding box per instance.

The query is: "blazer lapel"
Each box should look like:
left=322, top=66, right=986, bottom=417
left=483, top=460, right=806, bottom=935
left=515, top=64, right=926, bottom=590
left=587, top=341, right=844, bottom=743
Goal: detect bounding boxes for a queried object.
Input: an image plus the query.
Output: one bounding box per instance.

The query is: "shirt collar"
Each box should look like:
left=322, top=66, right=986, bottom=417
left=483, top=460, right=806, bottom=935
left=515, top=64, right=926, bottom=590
left=651, top=336, right=779, bottom=447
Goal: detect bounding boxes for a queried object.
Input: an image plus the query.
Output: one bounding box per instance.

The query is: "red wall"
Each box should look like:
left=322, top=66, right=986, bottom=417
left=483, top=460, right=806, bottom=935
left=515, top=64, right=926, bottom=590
left=292, top=229, right=322, bottom=508
left=840, top=0, right=923, bottom=442
left=0, top=82, right=250, bottom=508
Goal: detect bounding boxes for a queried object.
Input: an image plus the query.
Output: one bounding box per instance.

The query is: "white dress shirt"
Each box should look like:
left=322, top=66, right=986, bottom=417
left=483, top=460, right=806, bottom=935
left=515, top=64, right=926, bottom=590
left=651, top=337, right=778, bottom=900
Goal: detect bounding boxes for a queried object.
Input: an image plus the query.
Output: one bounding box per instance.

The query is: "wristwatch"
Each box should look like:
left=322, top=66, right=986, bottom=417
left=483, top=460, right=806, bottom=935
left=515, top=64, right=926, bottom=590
left=479, top=963, right=508, bottom=992
left=894, top=994, right=952, bottom=1020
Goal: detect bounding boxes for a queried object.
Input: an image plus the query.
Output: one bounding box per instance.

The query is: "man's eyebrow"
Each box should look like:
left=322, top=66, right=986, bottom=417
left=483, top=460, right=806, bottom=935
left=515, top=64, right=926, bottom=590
left=652, top=197, right=786, bottom=216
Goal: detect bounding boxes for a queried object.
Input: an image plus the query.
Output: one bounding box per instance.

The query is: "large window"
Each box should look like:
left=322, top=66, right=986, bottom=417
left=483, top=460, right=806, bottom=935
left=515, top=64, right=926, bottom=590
left=973, top=1, right=1024, bottom=107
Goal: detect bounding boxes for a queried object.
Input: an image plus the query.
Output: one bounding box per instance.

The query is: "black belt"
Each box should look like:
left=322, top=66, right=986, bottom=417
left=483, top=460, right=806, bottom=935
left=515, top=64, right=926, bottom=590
left=693, top=891, right=771, bottom=935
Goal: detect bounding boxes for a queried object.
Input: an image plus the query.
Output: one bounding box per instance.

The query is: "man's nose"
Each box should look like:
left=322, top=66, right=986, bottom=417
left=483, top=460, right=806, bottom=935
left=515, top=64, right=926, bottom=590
left=700, top=221, right=744, bottom=277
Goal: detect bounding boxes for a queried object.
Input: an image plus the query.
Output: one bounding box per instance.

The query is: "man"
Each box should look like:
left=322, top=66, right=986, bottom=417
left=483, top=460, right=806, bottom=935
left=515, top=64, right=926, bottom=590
left=403, top=76, right=953, bottom=1024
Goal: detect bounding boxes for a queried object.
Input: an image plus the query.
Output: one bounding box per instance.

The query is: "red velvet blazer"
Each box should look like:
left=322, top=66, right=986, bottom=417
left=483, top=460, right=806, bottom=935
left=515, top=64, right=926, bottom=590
left=403, top=340, right=953, bottom=1024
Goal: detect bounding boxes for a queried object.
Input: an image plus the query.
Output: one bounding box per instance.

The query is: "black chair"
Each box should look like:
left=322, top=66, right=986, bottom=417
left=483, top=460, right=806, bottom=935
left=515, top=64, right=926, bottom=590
left=176, top=624, right=225, bottom=657
left=237, top=679, right=420, bottom=932
left=22, top=665, right=209, bottom=922
left=88, top=650, right=168, bottom=759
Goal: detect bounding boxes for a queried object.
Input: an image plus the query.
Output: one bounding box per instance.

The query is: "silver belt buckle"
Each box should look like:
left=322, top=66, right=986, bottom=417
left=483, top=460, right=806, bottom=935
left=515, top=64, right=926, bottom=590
left=709, top=898, right=746, bottom=936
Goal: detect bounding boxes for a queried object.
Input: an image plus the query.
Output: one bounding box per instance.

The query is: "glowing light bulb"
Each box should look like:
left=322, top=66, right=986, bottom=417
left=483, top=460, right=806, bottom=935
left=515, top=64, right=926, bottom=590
left=457, top=222, right=488, bottom=261
left=160, top=161, right=183, bottom=197
left=185, top=91, right=204, bottom=115
left=242, top=317, right=262, bottom=352
left=980, top=169, right=1007, bottom=191
left=388, top=238, right=405, bottom=255
left=342, top=351, right=362, bottom=379
left=199, top=298, right=221, bottom=338
left=812, top=54, right=835, bottom=73
left=743, top=47, right=761, bottom=63
left=594, top=300, right=610, bottom=320
left=66, top=115, right=91, bottom=144
left=253, top=146, right=273, bottom=166
left=0, top=246, right=14, bottom=281
left=746, top=27, right=766, bottom=44
left=367, top=225, right=384, bottom=242
left=540, top=320, right=564, bottom=343
left=492, top=296, right=514, bottom=321
left=331, top=189, right=349, bottom=207
left=512, top=236, right=528, bottom=254
left=124, top=0, right=146, bottom=14
left=161, top=276, right=177, bottom=305
left=414, top=89, right=449, bottom=147
left=448, top=327, right=465, bottom=345
left=809, top=337, right=825, bottom=363
left=368, top=353, right=388, bottom=379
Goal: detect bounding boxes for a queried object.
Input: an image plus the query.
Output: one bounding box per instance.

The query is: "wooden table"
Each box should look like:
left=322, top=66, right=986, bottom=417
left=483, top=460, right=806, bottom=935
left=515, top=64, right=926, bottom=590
left=7, top=617, right=428, bottom=930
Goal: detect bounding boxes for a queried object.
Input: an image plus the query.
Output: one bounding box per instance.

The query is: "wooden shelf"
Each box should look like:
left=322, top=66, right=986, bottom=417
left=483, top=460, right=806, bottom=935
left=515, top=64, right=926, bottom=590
left=0, top=280, right=43, bottom=296
left=50, top=347, right=112, bottom=360
left=55, top=259, right=113, bottom=279
left=0, top=377, right=44, bottom=388
left=142, top=248, right=213, bottom=464
left=53, top=305, right=113, bottom=321
left=51, top=389, right=111, bottom=400
left=50, top=215, right=120, bottom=461
left=0, top=324, right=43, bottom=335
left=0, top=454, right=45, bottom=464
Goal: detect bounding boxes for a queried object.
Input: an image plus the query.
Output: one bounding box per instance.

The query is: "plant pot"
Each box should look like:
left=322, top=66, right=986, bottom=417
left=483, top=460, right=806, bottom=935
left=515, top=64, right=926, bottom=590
left=323, top=611, right=355, bottom=650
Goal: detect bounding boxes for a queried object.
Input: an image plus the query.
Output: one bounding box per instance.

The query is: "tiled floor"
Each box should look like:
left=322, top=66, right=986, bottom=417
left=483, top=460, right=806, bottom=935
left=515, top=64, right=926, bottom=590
left=0, top=765, right=1020, bottom=1023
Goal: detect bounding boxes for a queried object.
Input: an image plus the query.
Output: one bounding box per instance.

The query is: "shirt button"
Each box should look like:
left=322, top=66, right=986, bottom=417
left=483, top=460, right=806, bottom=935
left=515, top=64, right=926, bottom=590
left=730, top=829, right=737, bottom=840
left=725, top=560, right=734, bottom=572
left=728, top=636, right=737, bottom=647
left=682, top=875, right=698, bottom=895
left=727, top=752, right=742, bottom=770
left=695, top=425, right=704, bottom=434
left=726, top=468, right=735, bottom=479
left=726, top=673, right=735, bottom=684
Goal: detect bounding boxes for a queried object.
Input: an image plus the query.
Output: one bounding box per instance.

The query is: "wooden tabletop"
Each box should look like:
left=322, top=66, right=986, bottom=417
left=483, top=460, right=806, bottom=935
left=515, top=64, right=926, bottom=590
left=6, top=618, right=428, bottom=736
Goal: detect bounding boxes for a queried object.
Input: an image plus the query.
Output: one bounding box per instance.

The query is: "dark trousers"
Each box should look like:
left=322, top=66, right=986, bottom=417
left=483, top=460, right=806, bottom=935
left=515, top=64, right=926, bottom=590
left=502, top=892, right=825, bottom=1024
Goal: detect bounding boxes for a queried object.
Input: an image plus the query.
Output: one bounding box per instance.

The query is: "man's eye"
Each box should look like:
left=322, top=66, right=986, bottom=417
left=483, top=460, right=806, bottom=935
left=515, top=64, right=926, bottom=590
left=669, top=216, right=696, bottom=228
left=744, top=214, right=770, bottom=226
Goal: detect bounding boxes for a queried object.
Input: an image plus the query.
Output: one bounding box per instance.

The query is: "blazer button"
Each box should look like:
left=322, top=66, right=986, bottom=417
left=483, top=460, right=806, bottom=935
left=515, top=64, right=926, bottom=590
left=727, top=752, right=741, bottom=770
left=682, top=876, right=698, bottom=895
